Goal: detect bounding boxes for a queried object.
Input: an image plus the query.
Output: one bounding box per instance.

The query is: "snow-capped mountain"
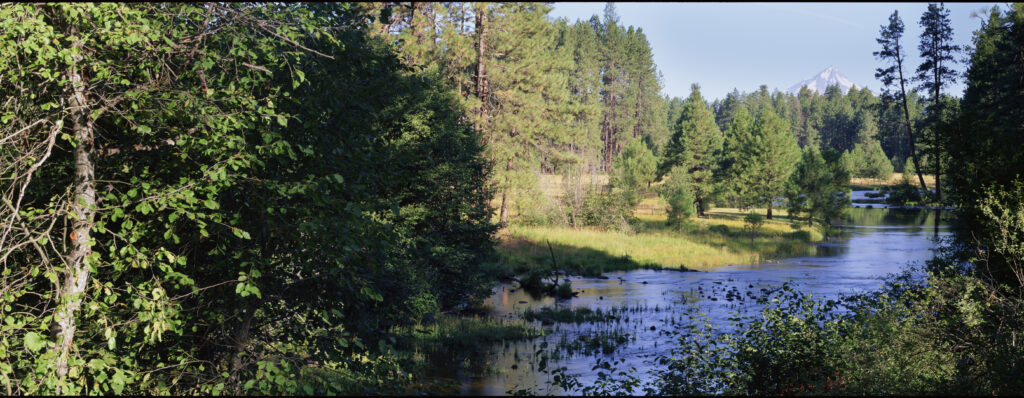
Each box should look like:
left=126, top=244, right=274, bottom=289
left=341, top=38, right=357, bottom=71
left=787, top=66, right=857, bottom=95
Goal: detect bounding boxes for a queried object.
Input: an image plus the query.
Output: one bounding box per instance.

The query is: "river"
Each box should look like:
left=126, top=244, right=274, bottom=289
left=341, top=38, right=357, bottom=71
left=450, top=205, right=951, bottom=395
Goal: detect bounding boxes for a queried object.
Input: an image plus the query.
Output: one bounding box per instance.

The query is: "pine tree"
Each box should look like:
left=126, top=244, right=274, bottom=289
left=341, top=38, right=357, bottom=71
left=660, top=166, right=696, bottom=231
left=875, top=10, right=929, bottom=191
left=482, top=2, right=574, bottom=226
left=916, top=3, right=960, bottom=202
left=862, top=140, right=895, bottom=180
left=733, top=109, right=801, bottom=219
left=610, top=138, right=658, bottom=207
left=556, top=18, right=604, bottom=171
left=719, top=106, right=755, bottom=206
left=715, top=89, right=746, bottom=132
left=658, top=84, right=723, bottom=217
left=787, top=147, right=851, bottom=232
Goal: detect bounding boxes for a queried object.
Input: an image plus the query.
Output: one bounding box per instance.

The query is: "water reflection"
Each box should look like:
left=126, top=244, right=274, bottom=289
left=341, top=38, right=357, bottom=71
left=448, top=208, right=951, bottom=395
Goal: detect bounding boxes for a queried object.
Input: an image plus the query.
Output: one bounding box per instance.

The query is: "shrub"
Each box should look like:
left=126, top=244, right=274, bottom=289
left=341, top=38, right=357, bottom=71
left=743, top=212, right=765, bottom=242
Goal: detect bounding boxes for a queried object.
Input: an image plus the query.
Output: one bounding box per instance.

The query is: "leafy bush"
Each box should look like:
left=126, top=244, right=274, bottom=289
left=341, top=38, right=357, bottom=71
left=885, top=182, right=923, bottom=206
left=578, top=186, right=634, bottom=232
left=650, top=273, right=1024, bottom=395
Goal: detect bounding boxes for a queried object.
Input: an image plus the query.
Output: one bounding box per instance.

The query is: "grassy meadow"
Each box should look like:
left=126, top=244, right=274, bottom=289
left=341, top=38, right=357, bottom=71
left=850, top=172, right=935, bottom=190
left=494, top=175, right=823, bottom=276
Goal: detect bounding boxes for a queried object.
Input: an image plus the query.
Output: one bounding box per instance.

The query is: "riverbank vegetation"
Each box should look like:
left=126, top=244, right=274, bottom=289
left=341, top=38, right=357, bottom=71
left=540, top=3, right=1024, bottom=395
left=497, top=207, right=820, bottom=276
left=2, top=1, right=1023, bottom=396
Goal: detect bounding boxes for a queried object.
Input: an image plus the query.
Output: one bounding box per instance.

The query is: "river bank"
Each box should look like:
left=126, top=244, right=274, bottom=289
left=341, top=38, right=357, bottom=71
left=495, top=207, right=822, bottom=278
left=412, top=207, right=951, bottom=394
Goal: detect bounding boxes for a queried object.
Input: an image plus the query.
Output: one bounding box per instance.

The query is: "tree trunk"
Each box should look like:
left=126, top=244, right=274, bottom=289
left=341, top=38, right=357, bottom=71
left=499, top=158, right=511, bottom=227
left=895, top=49, right=928, bottom=192
left=228, top=305, right=255, bottom=394
left=695, top=197, right=704, bottom=218
left=932, top=63, right=943, bottom=203
left=499, top=192, right=509, bottom=227
left=474, top=3, right=488, bottom=134
left=767, top=201, right=773, bottom=220
left=54, top=34, right=97, bottom=391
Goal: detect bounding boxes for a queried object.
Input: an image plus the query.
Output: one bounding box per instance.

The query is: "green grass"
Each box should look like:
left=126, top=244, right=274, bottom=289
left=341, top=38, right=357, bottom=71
left=523, top=306, right=617, bottom=324
left=498, top=205, right=821, bottom=275
left=850, top=172, right=935, bottom=191
left=392, top=314, right=544, bottom=354
left=383, top=314, right=545, bottom=393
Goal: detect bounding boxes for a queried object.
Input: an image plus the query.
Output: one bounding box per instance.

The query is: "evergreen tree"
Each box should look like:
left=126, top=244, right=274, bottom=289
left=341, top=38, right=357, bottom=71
left=916, top=2, right=961, bottom=202
left=664, top=95, right=686, bottom=155
left=610, top=138, right=658, bottom=207
left=482, top=2, right=574, bottom=226
left=947, top=4, right=1024, bottom=286
left=715, top=89, right=746, bottom=132
left=660, top=166, right=697, bottom=231
left=658, top=84, right=723, bottom=217
left=733, top=109, right=801, bottom=219
left=786, top=147, right=851, bottom=232
left=553, top=18, right=604, bottom=172
left=720, top=107, right=755, bottom=206
left=862, top=140, right=895, bottom=180
left=796, top=86, right=822, bottom=148
left=875, top=10, right=929, bottom=191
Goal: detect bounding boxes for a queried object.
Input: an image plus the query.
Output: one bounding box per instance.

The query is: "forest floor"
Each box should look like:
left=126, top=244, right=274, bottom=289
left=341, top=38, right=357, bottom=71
left=495, top=197, right=821, bottom=276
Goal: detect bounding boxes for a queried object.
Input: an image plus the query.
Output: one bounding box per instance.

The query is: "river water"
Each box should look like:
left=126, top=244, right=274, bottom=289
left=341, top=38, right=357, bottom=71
left=452, top=204, right=951, bottom=395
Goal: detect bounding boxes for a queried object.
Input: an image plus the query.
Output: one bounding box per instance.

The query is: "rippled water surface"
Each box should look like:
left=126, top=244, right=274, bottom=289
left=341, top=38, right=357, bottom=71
left=447, top=207, right=951, bottom=395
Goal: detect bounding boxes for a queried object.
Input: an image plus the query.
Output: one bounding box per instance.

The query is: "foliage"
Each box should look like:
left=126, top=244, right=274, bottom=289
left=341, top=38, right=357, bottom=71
left=786, top=146, right=851, bottom=232
left=644, top=271, right=1024, bottom=395
left=658, top=84, right=723, bottom=217
left=884, top=182, right=924, bottom=206
left=579, top=186, right=634, bottom=232
left=659, top=167, right=697, bottom=231
left=844, top=140, right=894, bottom=180
left=0, top=3, right=495, bottom=395
left=743, top=212, right=766, bottom=242
left=609, top=138, right=658, bottom=207
left=944, top=3, right=1024, bottom=287
left=874, top=9, right=930, bottom=191
left=730, top=109, right=800, bottom=218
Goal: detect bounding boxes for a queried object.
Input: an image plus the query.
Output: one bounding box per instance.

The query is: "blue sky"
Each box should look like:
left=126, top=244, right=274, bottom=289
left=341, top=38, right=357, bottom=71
left=549, top=2, right=999, bottom=101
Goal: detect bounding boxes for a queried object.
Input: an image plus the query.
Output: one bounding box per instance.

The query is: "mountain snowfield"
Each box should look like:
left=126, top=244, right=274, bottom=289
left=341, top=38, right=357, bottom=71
left=787, top=66, right=857, bottom=95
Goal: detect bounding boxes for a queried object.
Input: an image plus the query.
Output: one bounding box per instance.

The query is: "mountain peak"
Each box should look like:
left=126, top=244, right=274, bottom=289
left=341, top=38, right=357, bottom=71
left=789, top=66, right=856, bottom=95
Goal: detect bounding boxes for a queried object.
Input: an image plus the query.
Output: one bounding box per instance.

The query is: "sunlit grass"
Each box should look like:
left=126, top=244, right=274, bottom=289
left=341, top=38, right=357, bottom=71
left=850, top=172, right=935, bottom=190
left=498, top=206, right=820, bottom=273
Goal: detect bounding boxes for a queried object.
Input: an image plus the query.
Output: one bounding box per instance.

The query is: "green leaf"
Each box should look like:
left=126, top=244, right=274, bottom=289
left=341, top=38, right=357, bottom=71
left=111, top=370, right=127, bottom=394
left=89, top=358, right=107, bottom=371
left=203, top=199, right=219, bottom=210
left=276, top=115, right=288, bottom=127
left=24, top=332, right=45, bottom=352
